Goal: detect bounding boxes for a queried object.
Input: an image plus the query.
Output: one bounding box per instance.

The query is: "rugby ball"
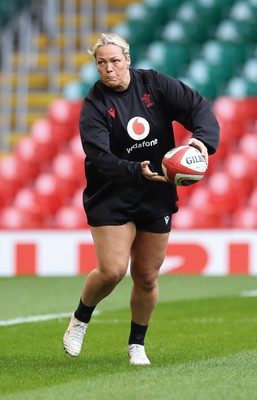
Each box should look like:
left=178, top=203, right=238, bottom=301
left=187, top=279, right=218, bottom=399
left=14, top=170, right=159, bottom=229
left=162, top=145, right=208, bottom=186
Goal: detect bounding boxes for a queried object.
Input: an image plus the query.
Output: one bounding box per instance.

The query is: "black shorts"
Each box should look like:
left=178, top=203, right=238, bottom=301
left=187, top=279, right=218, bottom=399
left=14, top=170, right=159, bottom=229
left=135, top=215, right=172, bottom=233
left=88, top=215, right=172, bottom=234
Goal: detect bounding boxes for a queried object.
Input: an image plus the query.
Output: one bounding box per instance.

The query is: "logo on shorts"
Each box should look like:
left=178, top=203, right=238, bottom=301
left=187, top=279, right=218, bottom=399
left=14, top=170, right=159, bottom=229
left=164, top=216, right=170, bottom=225
left=127, top=117, right=150, bottom=140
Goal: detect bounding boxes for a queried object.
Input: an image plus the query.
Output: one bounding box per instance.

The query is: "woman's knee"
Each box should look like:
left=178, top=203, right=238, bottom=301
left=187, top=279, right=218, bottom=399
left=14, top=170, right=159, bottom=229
left=98, top=263, right=127, bottom=285
left=131, top=270, right=159, bottom=293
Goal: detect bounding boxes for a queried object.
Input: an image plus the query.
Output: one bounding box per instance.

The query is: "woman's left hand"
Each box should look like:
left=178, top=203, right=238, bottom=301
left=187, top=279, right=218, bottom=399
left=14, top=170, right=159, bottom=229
left=188, top=138, right=208, bottom=165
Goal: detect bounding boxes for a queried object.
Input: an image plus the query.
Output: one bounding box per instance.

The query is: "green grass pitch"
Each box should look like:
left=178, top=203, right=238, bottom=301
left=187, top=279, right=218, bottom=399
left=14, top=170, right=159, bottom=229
left=1, top=275, right=257, bottom=400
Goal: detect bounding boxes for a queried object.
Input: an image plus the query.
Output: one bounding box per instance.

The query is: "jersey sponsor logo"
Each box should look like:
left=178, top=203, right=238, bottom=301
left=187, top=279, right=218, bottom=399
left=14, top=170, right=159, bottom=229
left=127, top=117, right=150, bottom=140
left=108, top=108, right=116, bottom=118
left=141, top=94, right=154, bottom=108
left=126, top=138, right=158, bottom=154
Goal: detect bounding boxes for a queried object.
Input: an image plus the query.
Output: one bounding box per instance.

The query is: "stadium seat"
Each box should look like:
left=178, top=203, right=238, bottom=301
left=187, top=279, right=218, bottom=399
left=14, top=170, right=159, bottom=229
left=232, top=206, right=257, bottom=229
left=238, top=132, right=257, bottom=168
left=125, top=3, right=159, bottom=45
left=248, top=186, right=257, bottom=210
left=70, top=186, right=84, bottom=209
left=0, top=205, right=44, bottom=229
left=145, top=41, right=192, bottom=76
left=207, top=171, right=242, bottom=215
left=30, top=119, right=58, bottom=163
left=14, top=137, right=41, bottom=182
left=62, top=80, right=85, bottom=100
left=172, top=206, right=196, bottom=229
left=68, top=136, right=86, bottom=185
left=54, top=205, right=88, bottom=229
left=13, top=188, right=45, bottom=228
left=242, top=58, right=257, bottom=84
left=226, top=76, right=257, bottom=97
left=176, top=184, right=196, bottom=206
left=186, top=60, right=220, bottom=99
left=51, top=152, right=81, bottom=188
left=162, top=19, right=208, bottom=44
left=229, top=1, right=257, bottom=42
left=48, top=99, right=82, bottom=142
left=0, top=156, right=23, bottom=204
left=51, top=152, right=82, bottom=198
left=172, top=121, right=191, bottom=147
left=187, top=186, right=210, bottom=210
left=225, top=152, right=255, bottom=197
left=34, top=173, right=63, bottom=216
left=200, top=40, right=248, bottom=78
left=80, top=62, right=99, bottom=86
left=213, top=97, right=252, bottom=136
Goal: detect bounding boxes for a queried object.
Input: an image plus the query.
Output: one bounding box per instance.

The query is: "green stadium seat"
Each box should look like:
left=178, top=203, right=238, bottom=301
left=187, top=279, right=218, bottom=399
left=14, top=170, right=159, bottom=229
left=187, top=58, right=228, bottom=85
left=226, top=76, right=257, bottom=97
left=200, top=40, right=250, bottom=77
left=62, top=81, right=84, bottom=100
left=215, top=19, right=242, bottom=42
left=145, top=41, right=192, bottom=76
left=162, top=18, right=209, bottom=44
left=242, top=58, right=257, bottom=83
left=80, top=62, right=99, bottom=85
left=144, top=0, right=181, bottom=23
left=125, top=3, right=161, bottom=45
left=194, top=0, right=232, bottom=21
left=201, top=40, right=247, bottom=64
left=216, top=17, right=257, bottom=43
left=125, top=0, right=181, bottom=47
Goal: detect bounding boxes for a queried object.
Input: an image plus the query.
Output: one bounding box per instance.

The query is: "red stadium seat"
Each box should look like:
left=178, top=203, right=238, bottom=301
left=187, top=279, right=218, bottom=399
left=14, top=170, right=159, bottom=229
left=51, top=152, right=81, bottom=199
left=207, top=171, right=242, bottom=214
left=232, top=207, right=257, bottom=229
left=14, top=137, right=41, bottom=181
left=0, top=205, right=44, bottom=229
left=187, top=185, right=210, bottom=210
left=172, top=206, right=196, bottom=229
left=68, top=136, right=86, bottom=185
left=13, top=188, right=44, bottom=229
left=225, top=152, right=255, bottom=197
left=248, top=186, right=257, bottom=210
left=54, top=205, right=88, bottom=229
left=34, top=173, right=63, bottom=216
left=48, top=99, right=82, bottom=142
left=176, top=184, right=196, bottom=206
left=238, top=132, right=257, bottom=169
left=0, top=156, right=23, bottom=203
left=30, top=119, right=58, bottom=163
left=172, top=121, right=191, bottom=146
left=70, top=186, right=84, bottom=209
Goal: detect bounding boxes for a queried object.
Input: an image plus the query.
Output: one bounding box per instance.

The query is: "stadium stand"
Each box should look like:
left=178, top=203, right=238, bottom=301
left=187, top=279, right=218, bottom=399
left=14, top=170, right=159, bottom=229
left=0, top=0, right=257, bottom=229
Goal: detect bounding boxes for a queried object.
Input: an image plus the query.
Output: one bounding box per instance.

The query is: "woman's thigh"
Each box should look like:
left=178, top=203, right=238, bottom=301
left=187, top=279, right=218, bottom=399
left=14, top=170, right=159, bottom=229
left=90, top=222, right=137, bottom=274
left=130, top=230, right=170, bottom=277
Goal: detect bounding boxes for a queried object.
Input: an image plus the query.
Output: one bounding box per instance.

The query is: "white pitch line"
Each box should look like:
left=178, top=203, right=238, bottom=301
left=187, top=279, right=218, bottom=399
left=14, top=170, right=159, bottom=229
left=240, top=290, right=257, bottom=297
left=0, top=311, right=100, bottom=327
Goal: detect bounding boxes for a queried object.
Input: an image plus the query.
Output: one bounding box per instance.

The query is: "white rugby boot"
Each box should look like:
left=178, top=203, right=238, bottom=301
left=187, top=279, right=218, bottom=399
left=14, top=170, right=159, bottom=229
left=128, top=344, right=151, bottom=365
left=63, top=313, right=87, bottom=357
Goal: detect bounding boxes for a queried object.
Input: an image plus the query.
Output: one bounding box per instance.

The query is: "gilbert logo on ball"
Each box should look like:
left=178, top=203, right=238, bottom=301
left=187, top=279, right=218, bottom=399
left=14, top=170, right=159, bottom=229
left=162, top=145, right=208, bottom=186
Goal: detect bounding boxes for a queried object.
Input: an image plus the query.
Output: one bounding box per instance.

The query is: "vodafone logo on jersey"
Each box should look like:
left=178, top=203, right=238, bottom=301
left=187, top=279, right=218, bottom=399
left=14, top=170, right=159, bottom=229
left=127, top=117, right=150, bottom=140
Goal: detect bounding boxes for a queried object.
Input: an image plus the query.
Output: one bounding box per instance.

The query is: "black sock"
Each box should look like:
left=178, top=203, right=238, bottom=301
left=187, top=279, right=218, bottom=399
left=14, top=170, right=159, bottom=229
left=74, top=298, right=96, bottom=323
left=128, top=320, right=149, bottom=345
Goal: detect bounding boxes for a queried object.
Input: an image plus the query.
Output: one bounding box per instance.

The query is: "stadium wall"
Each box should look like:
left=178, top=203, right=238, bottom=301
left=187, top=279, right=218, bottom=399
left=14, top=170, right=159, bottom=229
left=0, top=230, right=256, bottom=276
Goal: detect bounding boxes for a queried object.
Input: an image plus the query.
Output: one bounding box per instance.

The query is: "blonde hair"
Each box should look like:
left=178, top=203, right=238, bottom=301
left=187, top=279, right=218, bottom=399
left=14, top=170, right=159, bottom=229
left=88, top=33, right=130, bottom=59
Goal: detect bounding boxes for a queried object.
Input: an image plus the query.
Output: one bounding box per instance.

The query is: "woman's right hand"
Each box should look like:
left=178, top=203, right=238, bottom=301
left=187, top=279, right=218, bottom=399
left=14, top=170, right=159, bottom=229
left=141, top=161, right=167, bottom=182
